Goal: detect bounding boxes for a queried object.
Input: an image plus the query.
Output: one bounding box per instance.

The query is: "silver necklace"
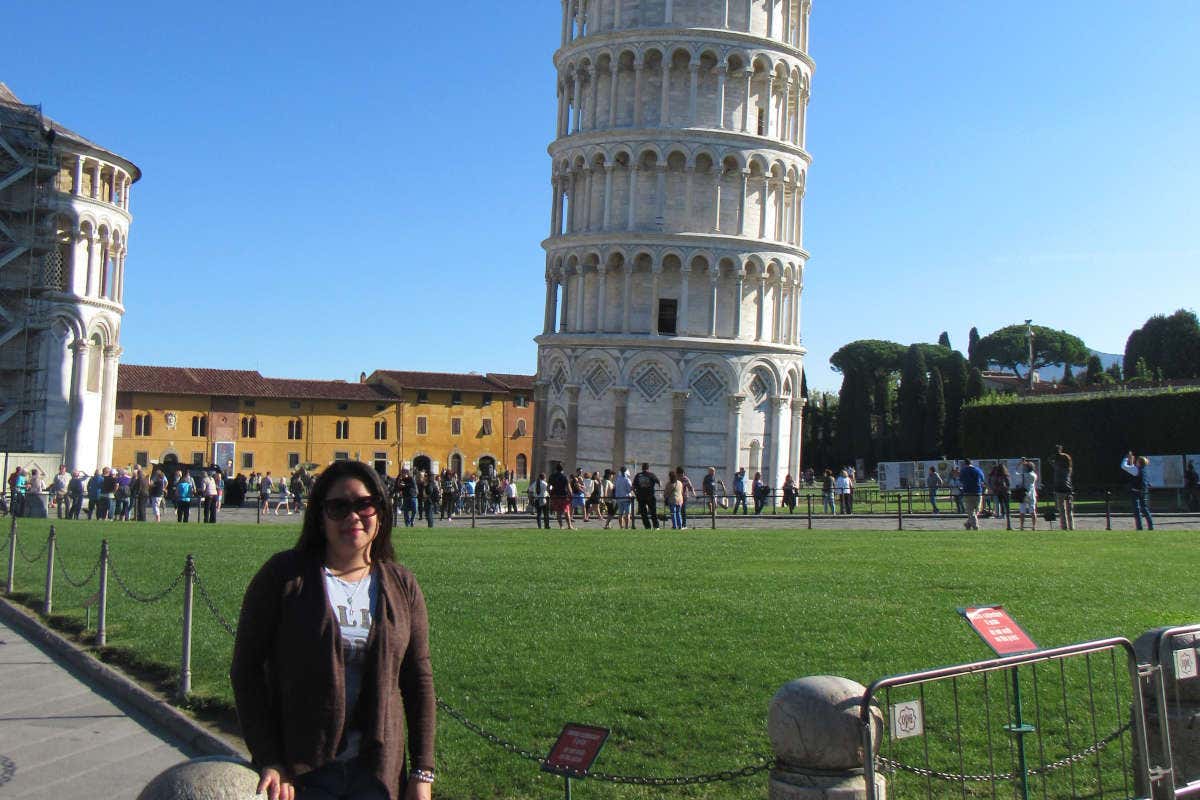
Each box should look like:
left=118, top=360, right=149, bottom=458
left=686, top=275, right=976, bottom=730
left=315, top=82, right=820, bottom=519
left=326, top=567, right=369, bottom=625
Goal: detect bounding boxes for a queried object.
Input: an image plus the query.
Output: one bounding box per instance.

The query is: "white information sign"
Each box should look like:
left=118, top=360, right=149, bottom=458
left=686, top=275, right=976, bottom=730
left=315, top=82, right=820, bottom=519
left=1142, top=455, right=1185, bottom=489
left=1175, top=647, right=1199, bottom=680
left=891, top=700, right=924, bottom=740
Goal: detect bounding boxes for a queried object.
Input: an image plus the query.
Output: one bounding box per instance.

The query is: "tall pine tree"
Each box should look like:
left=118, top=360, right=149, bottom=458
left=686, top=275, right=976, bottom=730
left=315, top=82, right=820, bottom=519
left=941, top=356, right=968, bottom=456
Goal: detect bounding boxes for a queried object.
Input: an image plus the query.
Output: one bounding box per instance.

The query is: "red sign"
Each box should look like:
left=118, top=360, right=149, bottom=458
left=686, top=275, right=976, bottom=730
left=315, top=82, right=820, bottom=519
left=961, top=605, right=1038, bottom=655
left=542, top=724, right=610, bottom=775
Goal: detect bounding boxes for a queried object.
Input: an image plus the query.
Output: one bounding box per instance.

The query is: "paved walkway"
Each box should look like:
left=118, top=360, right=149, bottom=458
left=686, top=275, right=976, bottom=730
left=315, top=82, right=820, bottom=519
left=0, top=617, right=195, bottom=799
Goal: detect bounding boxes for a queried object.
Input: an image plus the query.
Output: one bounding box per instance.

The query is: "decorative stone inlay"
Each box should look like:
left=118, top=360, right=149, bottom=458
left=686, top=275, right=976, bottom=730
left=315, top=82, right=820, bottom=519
left=551, top=365, right=567, bottom=395
left=632, top=363, right=669, bottom=402
left=750, top=374, right=768, bottom=401
left=690, top=368, right=726, bottom=405
left=584, top=362, right=614, bottom=397
left=550, top=418, right=567, bottom=440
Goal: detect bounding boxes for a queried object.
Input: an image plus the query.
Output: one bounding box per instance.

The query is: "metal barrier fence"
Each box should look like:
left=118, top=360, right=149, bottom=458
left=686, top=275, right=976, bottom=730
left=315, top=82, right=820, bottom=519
left=1146, top=625, right=1200, bottom=799
left=861, top=638, right=1153, bottom=800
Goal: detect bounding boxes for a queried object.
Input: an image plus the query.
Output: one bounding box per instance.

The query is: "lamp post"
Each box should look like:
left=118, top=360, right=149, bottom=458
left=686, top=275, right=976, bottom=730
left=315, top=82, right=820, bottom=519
left=1025, top=320, right=1035, bottom=392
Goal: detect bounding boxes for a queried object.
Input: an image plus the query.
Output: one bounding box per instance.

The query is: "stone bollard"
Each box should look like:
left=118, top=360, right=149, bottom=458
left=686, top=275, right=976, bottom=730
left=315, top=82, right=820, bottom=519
left=1133, top=627, right=1200, bottom=800
left=768, top=675, right=885, bottom=800
left=137, top=756, right=259, bottom=800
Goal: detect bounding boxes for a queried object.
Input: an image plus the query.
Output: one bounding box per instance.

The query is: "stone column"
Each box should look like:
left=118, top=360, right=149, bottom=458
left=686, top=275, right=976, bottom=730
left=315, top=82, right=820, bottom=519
left=596, top=264, right=608, bottom=331
left=768, top=676, right=885, bottom=800
left=737, top=170, right=749, bottom=234
left=773, top=278, right=783, bottom=341
left=715, top=65, right=727, bottom=129
left=621, top=263, right=633, bottom=333
left=654, top=164, right=667, bottom=228
left=712, top=170, right=723, bottom=231
left=533, top=380, right=551, bottom=475
left=660, top=59, right=671, bottom=126
left=544, top=276, right=557, bottom=334
left=670, top=391, right=689, bottom=469
left=560, top=0, right=571, bottom=46
left=63, top=338, right=89, bottom=470
left=608, top=62, right=620, bottom=127
left=574, top=265, right=587, bottom=331
left=627, top=162, right=639, bottom=230
left=664, top=0, right=673, bottom=24
left=722, top=0, right=730, bottom=28
left=602, top=164, right=615, bottom=229
left=90, top=161, right=101, bottom=199
left=795, top=187, right=805, bottom=246
left=779, top=79, right=791, bottom=142
left=559, top=271, right=571, bottom=332
left=733, top=270, right=745, bottom=338
left=742, top=71, right=753, bottom=132
left=572, top=71, right=584, bottom=133
left=763, top=74, right=774, bottom=136
left=756, top=276, right=766, bottom=340
left=726, top=394, right=745, bottom=479
left=611, top=387, right=629, bottom=469
left=581, top=167, right=594, bottom=231
left=678, top=265, right=691, bottom=335
left=759, top=177, right=770, bottom=238
left=683, top=166, right=694, bottom=230
left=789, top=398, right=806, bottom=478
left=766, top=0, right=775, bottom=38
left=97, top=345, right=122, bottom=467
left=589, top=68, right=601, bottom=130
left=708, top=270, right=720, bottom=337
left=798, top=89, right=808, bottom=147
left=565, top=384, right=580, bottom=470
left=770, top=396, right=788, bottom=488
left=801, top=0, right=811, bottom=50
left=85, top=232, right=100, bottom=296
left=73, top=157, right=84, bottom=197
left=550, top=177, right=560, bottom=237
left=633, top=59, right=645, bottom=127
left=649, top=263, right=662, bottom=335
left=793, top=281, right=803, bottom=343
left=688, top=63, right=700, bottom=125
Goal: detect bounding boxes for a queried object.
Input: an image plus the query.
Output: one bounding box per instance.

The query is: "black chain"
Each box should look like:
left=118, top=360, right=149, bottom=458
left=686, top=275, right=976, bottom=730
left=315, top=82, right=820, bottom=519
left=15, top=534, right=49, bottom=564
left=107, top=556, right=185, bottom=603
left=877, top=721, right=1131, bottom=782
left=436, top=698, right=775, bottom=785
left=54, top=547, right=101, bottom=589
left=192, top=570, right=237, bottom=637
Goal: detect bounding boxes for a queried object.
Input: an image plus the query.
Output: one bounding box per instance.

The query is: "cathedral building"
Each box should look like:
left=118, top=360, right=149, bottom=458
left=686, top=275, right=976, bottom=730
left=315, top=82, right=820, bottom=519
left=533, top=1, right=812, bottom=487
left=0, top=83, right=138, bottom=471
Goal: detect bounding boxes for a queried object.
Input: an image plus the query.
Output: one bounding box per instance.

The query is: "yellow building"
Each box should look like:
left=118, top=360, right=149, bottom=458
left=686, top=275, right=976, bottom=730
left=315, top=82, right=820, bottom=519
left=112, top=366, right=536, bottom=480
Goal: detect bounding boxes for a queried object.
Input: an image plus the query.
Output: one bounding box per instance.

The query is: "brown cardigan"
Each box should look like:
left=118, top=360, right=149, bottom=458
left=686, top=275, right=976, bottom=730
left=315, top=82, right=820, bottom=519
left=230, top=549, right=436, bottom=800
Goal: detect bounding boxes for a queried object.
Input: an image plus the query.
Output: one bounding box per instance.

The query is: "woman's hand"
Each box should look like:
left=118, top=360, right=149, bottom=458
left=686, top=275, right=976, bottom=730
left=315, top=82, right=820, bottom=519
left=257, top=766, right=295, bottom=800
left=404, top=779, right=433, bottom=800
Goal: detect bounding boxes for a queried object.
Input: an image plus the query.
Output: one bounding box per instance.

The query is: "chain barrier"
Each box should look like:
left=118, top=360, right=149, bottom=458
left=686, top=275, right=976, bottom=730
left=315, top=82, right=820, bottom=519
left=192, top=569, right=237, bottom=637
left=876, top=720, right=1131, bottom=782
left=436, top=698, right=775, bottom=786
left=14, top=534, right=49, bottom=564
left=54, top=547, right=101, bottom=589
left=107, top=556, right=185, bottom=604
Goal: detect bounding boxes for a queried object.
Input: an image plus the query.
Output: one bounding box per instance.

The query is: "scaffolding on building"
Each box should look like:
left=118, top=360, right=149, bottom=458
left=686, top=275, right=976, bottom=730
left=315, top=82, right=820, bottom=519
left=0, top=98, right=57, bottom=452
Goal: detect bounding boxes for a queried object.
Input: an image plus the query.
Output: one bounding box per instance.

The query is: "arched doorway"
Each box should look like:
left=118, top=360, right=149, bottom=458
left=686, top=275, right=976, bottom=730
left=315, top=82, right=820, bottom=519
left=449, top=453, right=463, bottom=477
left=413, top=455, right=432, bottom=476
left=515, top=454, right=528, bottom=479
left=478, top=455, right=496, bottom=479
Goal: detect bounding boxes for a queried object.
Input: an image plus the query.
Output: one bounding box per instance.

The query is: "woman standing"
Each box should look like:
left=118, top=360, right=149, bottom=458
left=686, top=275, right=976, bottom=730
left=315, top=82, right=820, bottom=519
left=990, top=464, right=1011, bottom=522
left=751, top=471, right=766, bottom=514
left=834, top=469, right=851, bottom=514
left=665, top=470, right=684, bottom=529
left=231, top=460, right=436, bottom=800
left=781, top=474, right=797, bottom=513
left=1016, top=460, right=1039, bottom=531
left=821, top=469, right=836, bottom=514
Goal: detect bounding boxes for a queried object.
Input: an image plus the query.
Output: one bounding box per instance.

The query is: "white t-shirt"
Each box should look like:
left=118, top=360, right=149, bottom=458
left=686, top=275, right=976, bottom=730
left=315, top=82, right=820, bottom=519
left=324, top=568, right=379, bottom=760
left=613, top=473, right=632, bottom=498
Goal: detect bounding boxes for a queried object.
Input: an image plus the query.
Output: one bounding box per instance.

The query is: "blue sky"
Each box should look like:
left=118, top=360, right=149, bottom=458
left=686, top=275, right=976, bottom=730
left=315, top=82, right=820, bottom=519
left=6, top=1, right=1197, bottom=392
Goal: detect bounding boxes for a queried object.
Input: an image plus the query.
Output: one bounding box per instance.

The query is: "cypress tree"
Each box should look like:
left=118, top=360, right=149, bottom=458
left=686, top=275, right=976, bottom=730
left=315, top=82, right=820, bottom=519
left=1061, top=362, right=1077, bottom=388
left=965, top=366, right=985, bottom=402
left=942, top=355, right=968, bottom=456
left=898, top=345, right=929, bottom=459
left=968, top=326, right=983, bottom=369
left=923, top=367, right=946, bottom=456
left=1085, top=354, right=1103, bottom=384
left=938, top=331, right=952, bottom=349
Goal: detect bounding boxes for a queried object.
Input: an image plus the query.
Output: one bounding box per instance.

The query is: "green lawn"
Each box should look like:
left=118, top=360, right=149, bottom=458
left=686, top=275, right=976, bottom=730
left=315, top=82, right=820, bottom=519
left=3, top=519, right=1196, bottom=800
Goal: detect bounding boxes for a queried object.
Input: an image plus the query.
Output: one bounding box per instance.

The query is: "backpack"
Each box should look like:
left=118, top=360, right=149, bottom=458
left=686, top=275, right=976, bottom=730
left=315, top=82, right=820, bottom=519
left=635, top=473, right=654, bottom=491
left=176, top=481, right=192, bottom=501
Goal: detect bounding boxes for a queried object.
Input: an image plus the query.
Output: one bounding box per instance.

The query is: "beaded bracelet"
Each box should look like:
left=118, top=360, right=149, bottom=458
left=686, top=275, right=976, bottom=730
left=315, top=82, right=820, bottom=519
left=410, top=768, right=436, bottom=784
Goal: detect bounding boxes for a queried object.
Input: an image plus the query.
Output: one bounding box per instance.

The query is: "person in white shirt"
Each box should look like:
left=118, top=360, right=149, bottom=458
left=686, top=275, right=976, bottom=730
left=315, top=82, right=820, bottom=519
left=1015, top=460, right=1039, bottom=531
left=606, top=467, right=633, bottom=530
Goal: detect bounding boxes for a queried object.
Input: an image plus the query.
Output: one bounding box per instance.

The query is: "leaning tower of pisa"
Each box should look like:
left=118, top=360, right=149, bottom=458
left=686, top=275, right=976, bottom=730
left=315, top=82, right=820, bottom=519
left=533, top=0, right=812, bottom=487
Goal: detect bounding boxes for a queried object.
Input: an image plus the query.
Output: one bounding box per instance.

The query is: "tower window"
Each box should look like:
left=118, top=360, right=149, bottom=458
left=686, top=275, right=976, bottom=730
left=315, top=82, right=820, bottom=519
left=657, top=299, right=678, bottom=336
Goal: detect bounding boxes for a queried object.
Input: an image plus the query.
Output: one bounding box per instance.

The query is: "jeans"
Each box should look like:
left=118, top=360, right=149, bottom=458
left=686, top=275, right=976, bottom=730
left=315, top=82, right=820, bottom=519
left=1131, top=492, right=1154, bottom=530
left=670, top=504, right=683, bottom=529
left=294, top=757, right=389, bottom=800
left=402, top=497, right=417, bottom=527
left=534, top=501, right=550, bottom=528
left=928, top=488, right=939, bottom=513
left=732, top=491, right=748, bottom=514
left=822, top=491, right=835, bottom=514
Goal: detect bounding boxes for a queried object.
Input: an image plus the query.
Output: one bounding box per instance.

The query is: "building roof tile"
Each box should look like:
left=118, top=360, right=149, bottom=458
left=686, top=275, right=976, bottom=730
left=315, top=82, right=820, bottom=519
left=118, top=365, right=397, bottom=401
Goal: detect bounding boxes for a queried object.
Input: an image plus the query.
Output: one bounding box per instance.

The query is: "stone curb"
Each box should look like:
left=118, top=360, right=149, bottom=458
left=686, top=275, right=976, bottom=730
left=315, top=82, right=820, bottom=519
left=0, top=595, right=246, bottom=760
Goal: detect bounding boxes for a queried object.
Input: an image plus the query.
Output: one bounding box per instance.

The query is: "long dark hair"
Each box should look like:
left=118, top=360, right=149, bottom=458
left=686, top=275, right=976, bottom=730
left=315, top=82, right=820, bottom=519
left=295, top=460, right=395, bottom=563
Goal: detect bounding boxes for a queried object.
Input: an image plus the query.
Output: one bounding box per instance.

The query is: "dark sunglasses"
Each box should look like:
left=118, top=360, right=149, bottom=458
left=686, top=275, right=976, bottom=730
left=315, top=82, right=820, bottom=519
left=323, top=496, right=380, bottom=520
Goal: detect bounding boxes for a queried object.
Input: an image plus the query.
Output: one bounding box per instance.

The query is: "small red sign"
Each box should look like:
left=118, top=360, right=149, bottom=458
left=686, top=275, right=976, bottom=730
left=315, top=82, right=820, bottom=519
left=542, top=723, right=610, bottom=776
left=961, top=605, right=1038, bottom=656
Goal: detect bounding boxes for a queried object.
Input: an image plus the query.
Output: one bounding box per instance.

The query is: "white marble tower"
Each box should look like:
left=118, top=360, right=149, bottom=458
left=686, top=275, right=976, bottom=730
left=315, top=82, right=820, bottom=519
left=533, top=0, right=812, bottom=487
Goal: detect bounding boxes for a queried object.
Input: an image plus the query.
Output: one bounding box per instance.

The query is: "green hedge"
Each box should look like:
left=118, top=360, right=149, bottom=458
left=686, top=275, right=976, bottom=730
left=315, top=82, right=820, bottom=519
left=962, top=388, right=1200, bottom=487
